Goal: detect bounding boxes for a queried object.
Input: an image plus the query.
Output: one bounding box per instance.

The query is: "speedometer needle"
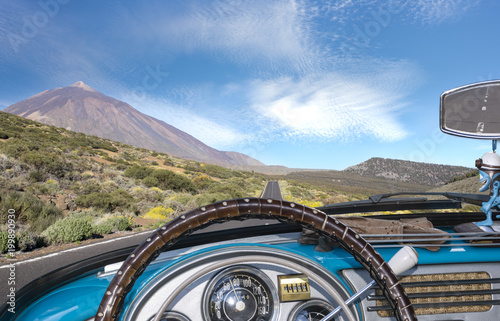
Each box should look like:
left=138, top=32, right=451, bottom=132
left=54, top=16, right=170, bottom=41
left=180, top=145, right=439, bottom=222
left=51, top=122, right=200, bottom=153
left=230, top=278, right=245, bottom=312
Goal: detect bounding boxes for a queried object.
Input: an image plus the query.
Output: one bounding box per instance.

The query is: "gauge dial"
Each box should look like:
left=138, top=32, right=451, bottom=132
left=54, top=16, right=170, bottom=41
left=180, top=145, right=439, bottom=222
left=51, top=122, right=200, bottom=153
left=289, top=300, right=334, bottom=321
left=203, top=266, right=278, bottom=321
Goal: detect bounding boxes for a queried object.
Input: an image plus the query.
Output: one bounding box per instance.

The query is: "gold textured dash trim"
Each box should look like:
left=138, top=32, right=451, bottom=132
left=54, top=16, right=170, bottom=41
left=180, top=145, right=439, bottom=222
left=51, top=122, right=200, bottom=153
left=376, top=272, right=492, bottom=317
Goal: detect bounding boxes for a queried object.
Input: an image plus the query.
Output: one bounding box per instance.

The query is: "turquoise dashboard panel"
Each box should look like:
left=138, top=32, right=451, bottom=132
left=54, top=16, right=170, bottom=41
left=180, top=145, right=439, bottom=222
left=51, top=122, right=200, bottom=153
left=13, top=239, right=500, bottom=320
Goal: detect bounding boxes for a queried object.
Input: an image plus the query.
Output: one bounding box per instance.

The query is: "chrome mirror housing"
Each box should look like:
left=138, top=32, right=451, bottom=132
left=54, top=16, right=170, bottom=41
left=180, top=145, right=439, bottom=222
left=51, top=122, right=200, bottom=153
left=440, top=80, right=500, bottom=139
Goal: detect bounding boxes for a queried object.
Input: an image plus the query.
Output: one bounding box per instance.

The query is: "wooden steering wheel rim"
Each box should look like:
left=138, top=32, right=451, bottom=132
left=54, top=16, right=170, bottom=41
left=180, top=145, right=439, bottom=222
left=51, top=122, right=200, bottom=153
left=94, top=198, right=416, bottom=321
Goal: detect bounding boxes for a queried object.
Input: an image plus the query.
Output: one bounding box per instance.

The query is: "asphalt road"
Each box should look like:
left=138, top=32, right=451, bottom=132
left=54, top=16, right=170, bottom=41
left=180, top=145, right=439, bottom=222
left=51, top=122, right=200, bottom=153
left=0, top=230, right=153, bottom=306
left=261, top=180, right=284, bottom=200
left=0, top=181, right=284, bottom=307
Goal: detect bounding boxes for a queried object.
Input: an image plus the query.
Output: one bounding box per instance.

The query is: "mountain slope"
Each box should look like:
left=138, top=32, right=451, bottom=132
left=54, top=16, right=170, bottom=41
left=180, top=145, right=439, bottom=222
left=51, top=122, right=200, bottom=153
left=4, top=81, right=264, bottom=166
left=344, top=157, right=472, bottom=187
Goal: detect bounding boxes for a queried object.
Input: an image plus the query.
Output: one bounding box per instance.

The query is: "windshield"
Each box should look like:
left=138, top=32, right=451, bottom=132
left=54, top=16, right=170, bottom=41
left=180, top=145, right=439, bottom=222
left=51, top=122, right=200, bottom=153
left=1, top=0, right=499, bottom=311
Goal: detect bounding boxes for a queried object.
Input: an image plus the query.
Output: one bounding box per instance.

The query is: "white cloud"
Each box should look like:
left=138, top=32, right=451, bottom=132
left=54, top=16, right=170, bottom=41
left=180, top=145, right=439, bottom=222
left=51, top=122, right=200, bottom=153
left=407, top=0, right=480, bottom=24
left=248, top=60, right=420, bottom=142
left=119, top=91, right=252, bottom=149
left=131, top=0, right=319, bottom=73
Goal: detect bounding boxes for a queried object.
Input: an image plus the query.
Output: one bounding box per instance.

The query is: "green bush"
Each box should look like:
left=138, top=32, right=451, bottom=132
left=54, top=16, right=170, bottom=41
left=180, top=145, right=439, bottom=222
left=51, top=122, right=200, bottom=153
left=0, top=192, right=63, bottom=233
left=20, top=152, right=73, bottom=178
left=201, top=164, right=234, bottom=179
left=75, top=189, right=134, bottom=212
left=150, top=169, right=196, bottom=193
left=16, top=230, right=45, bottom=251
left=0, top=231, right=12, bottom=254
left=79, top=179, right=102, bottom=194
left=192, top=175, right=215, bottom=190
left=207, top=183, right=243, bottom=199
left=143, top=176, right=159, bottom=187
left=42, top=216, right=93, bottom=244
left=163, top=158, right=174, bottom=166
left=93, top=222, right=113, bottom=235
left=193, top=192, right=231, bottom=206
left=29, top=171, right=45, bottom=182
left=94, top=216, right=132, bottom=235
left=124, top=165, right=154, bottom=179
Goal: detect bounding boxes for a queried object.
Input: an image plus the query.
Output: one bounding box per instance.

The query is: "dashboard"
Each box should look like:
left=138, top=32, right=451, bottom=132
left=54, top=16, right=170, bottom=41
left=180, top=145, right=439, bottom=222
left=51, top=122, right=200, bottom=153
left=10, top=225, right=500, bottom=321
left=111, top=233, right=359, bottom=321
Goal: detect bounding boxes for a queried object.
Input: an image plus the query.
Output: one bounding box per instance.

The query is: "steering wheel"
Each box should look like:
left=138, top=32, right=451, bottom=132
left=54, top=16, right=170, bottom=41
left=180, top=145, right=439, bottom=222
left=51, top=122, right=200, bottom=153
left=94, top=198, right=416, bottom=321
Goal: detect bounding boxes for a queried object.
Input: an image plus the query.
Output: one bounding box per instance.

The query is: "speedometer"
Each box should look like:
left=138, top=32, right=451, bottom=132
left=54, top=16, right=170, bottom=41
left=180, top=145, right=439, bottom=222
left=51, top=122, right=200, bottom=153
left=202, top=266, right=279, bottom=321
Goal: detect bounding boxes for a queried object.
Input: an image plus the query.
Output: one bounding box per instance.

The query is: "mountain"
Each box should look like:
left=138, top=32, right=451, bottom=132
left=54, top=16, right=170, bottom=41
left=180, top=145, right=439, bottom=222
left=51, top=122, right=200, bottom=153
left=344, top=157, right=473, bottom=187
left=4, top=81, right=264, bottom=166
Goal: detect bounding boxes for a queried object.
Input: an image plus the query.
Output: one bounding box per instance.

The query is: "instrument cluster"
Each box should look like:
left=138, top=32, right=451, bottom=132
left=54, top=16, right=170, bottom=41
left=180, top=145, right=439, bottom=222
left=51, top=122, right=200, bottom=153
left=126, top=246, right=355, bottom=321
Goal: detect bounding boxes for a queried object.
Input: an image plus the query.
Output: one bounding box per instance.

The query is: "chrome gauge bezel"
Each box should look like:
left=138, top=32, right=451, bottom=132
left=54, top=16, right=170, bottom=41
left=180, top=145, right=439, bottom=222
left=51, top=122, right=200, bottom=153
left=202, top=265, right=280, bottom=321
left=149, top=311, right=191, bottom=321
left=288, top=299, right=334, bottom=321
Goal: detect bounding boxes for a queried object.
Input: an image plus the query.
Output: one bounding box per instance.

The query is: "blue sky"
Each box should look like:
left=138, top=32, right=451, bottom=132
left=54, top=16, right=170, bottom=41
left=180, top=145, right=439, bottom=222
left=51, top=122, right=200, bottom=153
left=0, top=0, right=498, bottom=169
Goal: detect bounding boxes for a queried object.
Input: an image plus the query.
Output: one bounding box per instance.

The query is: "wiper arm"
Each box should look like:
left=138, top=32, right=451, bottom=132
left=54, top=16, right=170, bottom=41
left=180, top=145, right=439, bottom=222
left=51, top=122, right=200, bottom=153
left=317, top=196, right=461, bottom=215
left=369, top=192, right=489, bottom=206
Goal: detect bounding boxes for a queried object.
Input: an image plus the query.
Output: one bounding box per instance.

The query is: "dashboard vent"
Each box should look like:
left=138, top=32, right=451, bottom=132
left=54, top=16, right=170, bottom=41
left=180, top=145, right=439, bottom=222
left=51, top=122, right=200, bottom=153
left=368, top=272, right=500, bottom=316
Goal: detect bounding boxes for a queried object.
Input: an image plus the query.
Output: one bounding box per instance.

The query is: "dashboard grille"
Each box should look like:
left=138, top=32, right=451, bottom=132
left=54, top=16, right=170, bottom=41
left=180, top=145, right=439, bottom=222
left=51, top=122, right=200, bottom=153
left=368, top=272, right=500, bottom=316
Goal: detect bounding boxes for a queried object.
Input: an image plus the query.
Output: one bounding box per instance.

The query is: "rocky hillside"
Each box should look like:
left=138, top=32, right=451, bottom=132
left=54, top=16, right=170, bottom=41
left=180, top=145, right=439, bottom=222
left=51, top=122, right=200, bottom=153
left=4, top=81, right=264, bottom=167
left=344, top=157, right=473, bottom=187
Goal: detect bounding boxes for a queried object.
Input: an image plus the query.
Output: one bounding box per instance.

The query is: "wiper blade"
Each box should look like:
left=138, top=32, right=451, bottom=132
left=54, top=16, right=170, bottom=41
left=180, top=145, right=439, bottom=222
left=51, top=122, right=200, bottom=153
left=317, top=197, right=461, bottom=215
left=369, top=192, right=489, bottom=206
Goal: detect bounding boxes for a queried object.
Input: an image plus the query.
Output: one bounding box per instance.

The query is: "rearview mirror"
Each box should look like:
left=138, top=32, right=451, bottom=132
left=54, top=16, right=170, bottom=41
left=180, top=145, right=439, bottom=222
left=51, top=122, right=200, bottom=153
left=440, top=80, right=500, bottom=139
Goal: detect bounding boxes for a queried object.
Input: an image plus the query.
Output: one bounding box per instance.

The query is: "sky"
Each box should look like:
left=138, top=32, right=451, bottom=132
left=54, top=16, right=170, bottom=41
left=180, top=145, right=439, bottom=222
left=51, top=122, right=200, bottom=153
left=0, top=0, right=499, bottom=170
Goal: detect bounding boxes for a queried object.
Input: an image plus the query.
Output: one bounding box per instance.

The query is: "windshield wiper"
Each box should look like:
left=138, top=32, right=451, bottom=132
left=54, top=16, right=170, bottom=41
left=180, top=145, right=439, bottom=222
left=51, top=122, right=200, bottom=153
left=317, top=196, right=462, bottom=215
left=368, top=192, right=489, bottom=206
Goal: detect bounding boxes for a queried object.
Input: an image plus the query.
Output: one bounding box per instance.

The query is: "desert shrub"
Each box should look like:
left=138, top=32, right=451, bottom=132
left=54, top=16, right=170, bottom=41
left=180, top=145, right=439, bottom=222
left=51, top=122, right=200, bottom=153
left=201, top=164, right=234, bottom=179
left=170, top=193, right=194, bottom=205
left=192, top=175, right=215, bottom=190
left=21, top=152, right=73, bottom=178
left=163, top=158, right=174, bottom=166
left=151, top=161, right=159, bottom=166
left=193, top=192, right=231, bottom=206
left=93, top=222, right=112, bottom=235
left=29, top=171, right=45, bottom=182
left=78, top=179, right=102, bottom=195
left=0, top=132, right=9, bottom=139
left=1, top=141, right=34, bottom=158
left=42, top=216, right=93, bottom=244
left=0, top=231, right=12, bottom=253
left=150, top=169, right=196, bottom=193
left=152, top=220, right=169, bottom=229
left=207, top=183, right=243, bottom=199
left=16, top=230, right=45, bottom=251
left=101, top=180, right=119, bottom=193
left=0, top=192, right=63, bottom=233
left=124, top=165, right=154, bottom=179
left=144, top=206, right=174, bottom=220
left=75, top=189, right=134, bottom=212
left=323, top=195, right=349, bottom=204
left=287, top=186, right=313, bottom=199
left=113, top=163, right=128, bottom=171
left=94, top=216, right=132, bottom=235
left=143, top=176, right=159, bottom=188
left=116, top=158, right=129, bottom=165
left=183, top=162, right=202, bottom=172
left=108, top=216, right=132, bottom=231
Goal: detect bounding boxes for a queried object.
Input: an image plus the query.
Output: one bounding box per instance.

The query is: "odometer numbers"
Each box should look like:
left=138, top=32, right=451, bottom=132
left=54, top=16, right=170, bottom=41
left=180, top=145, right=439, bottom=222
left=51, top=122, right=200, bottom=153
left=203, top=266, right=278, bottom=321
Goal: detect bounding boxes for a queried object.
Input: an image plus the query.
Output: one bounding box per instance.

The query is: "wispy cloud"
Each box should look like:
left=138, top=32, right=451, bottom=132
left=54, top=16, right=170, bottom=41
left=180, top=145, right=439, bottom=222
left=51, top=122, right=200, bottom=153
left=407, top=0, right=481, bottom=24
left=118, top=91, right=252, bottom=149
left=127, top=0, right=320, bottom=74
left=248, top=60, right=421, bottom=142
